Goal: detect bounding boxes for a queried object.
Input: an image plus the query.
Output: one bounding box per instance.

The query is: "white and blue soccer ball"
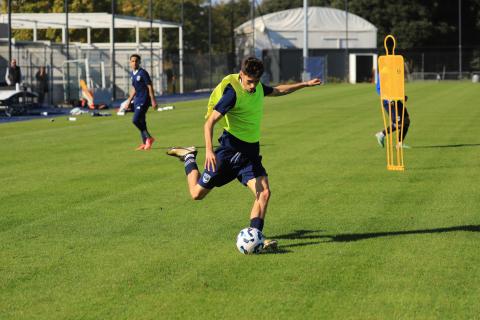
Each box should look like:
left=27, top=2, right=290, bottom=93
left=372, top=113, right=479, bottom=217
left=236, top=227, right=264, bottom=254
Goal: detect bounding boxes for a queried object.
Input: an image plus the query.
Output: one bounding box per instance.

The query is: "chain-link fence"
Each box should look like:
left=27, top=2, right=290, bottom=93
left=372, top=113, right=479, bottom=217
left=1, top=41, right=479, bottom=106
left=0, top=41, right=235, bottom=106
left=400, top=47, right=480, bottom=81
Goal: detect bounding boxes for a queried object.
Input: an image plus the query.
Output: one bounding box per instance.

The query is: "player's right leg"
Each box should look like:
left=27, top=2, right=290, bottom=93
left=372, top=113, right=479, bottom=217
left=132, top=106, right=153, bottom=150
left=167, top=146, right=210, bottom=200
left=375, top=131, right=385, bottom=147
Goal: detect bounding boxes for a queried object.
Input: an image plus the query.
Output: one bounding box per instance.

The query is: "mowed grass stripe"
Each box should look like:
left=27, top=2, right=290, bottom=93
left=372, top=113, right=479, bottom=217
left=0, top=82, right=479, bottom=319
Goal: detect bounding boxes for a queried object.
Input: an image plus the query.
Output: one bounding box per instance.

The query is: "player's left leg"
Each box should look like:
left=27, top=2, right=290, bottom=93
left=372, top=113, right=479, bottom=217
left=399, top=106, right=410, bottom=141
left=132, top=107, right=147, bottom=148
left=143, top=108, right=155, bottom=150
left=246, top=176, right=277, bottom=251
left=132, top=106, right=153, bottom=150
left=246, top=176, right=271, bottom=222
left=397, top=102, right=411, bottom=148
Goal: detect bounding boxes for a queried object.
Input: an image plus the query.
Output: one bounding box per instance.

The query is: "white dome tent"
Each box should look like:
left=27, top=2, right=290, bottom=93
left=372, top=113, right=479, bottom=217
left=235, top=7, right=378, bottom=83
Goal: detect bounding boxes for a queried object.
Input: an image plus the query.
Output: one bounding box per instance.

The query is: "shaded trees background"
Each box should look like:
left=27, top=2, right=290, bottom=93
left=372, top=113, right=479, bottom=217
left=2, top=0, right=480, bottom=67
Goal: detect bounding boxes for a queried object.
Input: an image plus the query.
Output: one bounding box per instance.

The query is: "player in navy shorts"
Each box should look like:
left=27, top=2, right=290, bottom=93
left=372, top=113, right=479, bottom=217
left=166, top=57, right=322, bottom=252
left=125, top=54, right=158, bottom=150
left=197, top=128, right=267, bottom=190
left=375, top=75, right=411, bottom=149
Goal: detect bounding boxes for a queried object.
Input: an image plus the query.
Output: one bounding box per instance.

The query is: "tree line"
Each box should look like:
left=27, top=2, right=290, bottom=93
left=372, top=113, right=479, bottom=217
left=3, top=0, right=480, bottom=52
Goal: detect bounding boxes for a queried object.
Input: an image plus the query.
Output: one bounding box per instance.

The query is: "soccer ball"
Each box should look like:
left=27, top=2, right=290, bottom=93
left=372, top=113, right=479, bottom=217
left=236, top=227, right=264, bottom=254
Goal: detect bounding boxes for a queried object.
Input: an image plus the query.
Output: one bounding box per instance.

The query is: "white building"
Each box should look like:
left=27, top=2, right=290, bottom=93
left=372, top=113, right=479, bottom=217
left=235, top=7, right=378, bottom=83
left=0, top=12, right=184, bottom=104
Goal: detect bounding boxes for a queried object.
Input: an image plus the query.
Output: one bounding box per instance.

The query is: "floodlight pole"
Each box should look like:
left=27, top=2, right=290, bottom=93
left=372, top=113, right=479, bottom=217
left=7, top=0, right=11, bottom=65
left=181, top=0, right=184, bottom=25
left=65, top=0, right=70, bottom=102
left=149, top=0, right=153, bottom=76
left=345, top=0, right=349, bottom=83
left=302, top=0, right=309, bottom=81
left=111, top=0, right=116, bottom=101
left=208, top=0, right=212, bottom=89
left=180, top=0, right=184, bottom=93
left=179, top=26, right=184, bottom=94
left=458, top=0, right=462, bottom=79
left=230, top=0, right=235, bottom=72
left=251, top=0, right=255, bottom=56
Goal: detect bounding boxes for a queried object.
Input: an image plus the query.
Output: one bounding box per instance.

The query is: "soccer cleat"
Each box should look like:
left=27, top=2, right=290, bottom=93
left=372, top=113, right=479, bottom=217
left=166, top=146, right=198, bottom=161
left=396, top=142, right=411, bottom=149
left=375, top=132, right=385, bottom=148
left=262, top=239, right=278, bottom=253
left=135, top=144, right=146, bottom=151
left=144, top=137, right=155, bottom=150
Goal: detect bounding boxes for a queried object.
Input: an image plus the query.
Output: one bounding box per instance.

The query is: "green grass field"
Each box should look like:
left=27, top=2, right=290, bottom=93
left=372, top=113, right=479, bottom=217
left=1, top=82, right=480, bottom=319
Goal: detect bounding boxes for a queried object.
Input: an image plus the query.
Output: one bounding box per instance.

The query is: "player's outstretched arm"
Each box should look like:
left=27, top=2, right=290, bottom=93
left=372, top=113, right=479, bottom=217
left=269, top=78, right=322, bottom=96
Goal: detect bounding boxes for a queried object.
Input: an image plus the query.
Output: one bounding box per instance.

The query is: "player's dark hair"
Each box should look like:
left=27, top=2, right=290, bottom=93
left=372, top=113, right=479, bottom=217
left=130, top=54, right=141, bottom=62
left=241, top=57, right=264, bottom=79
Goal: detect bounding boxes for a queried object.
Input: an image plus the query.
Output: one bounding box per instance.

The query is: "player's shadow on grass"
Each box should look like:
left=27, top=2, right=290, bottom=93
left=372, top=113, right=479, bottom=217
left=272, top=225, right=480, bottom=250
left=414, top=143, right=480, bottom=149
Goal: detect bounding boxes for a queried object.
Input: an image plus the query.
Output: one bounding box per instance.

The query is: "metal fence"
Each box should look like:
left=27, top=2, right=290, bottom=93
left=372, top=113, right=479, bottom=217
left=401, top=48, right=480, bottom=81
left=1, top=41, right=479, bottom=106
left=0, top=40, right=234, bottom=105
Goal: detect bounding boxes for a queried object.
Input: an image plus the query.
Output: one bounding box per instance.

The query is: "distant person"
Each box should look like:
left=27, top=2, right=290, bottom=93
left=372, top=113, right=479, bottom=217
left=262, top=54, right=272, bottom=85
left=375, top=75, right=411, bottom=149
left=35, top=66, right=49, bottom=105
left=166, top=57, right=322, bottom=252
left=5, top=59, right=22, bottom=87
left=171, top=75, right=176, bottom=94
left=124, top=54, right=157, bottom=151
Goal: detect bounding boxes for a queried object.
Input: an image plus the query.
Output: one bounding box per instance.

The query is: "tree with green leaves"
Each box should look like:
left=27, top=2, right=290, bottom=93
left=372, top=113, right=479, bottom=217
left=3, top=0, right=480, bottom=52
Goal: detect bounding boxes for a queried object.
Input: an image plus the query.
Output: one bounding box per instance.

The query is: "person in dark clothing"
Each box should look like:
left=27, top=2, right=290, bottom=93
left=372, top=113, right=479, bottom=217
left=124, top=54, right=158, bottom=151
left=35, top=66, right=49, bottom=105
left=375, top=76, right=411, bottom=149
left=375, top=36, right=411, bottom=149
left=166, top=57, right=322, bottom=252
left=172, top=75, right=176, bottom=94
left=5, top=59, right=22, bottom=87
left=375, top=99, right=410, bottom=148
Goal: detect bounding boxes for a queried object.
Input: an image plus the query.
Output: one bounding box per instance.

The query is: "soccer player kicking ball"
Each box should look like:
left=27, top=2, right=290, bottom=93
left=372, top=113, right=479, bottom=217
left=167, top=57, right=321, bottom=252
left=125, top=54, right=158, bottom=150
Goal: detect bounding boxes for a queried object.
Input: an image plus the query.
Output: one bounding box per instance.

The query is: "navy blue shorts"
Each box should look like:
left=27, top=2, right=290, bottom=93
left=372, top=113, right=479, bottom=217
left=383, top=100, right=409, bottom=124
left=198, top=145, right=267, bottom=189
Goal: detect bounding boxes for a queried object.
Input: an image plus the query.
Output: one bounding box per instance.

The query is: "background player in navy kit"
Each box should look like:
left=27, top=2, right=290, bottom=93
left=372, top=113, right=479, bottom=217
left=374, top=75, right=411, bottom=149
left=375, top=36, right=411, bottom=149
left=125, top=54, right=158, bottom=150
